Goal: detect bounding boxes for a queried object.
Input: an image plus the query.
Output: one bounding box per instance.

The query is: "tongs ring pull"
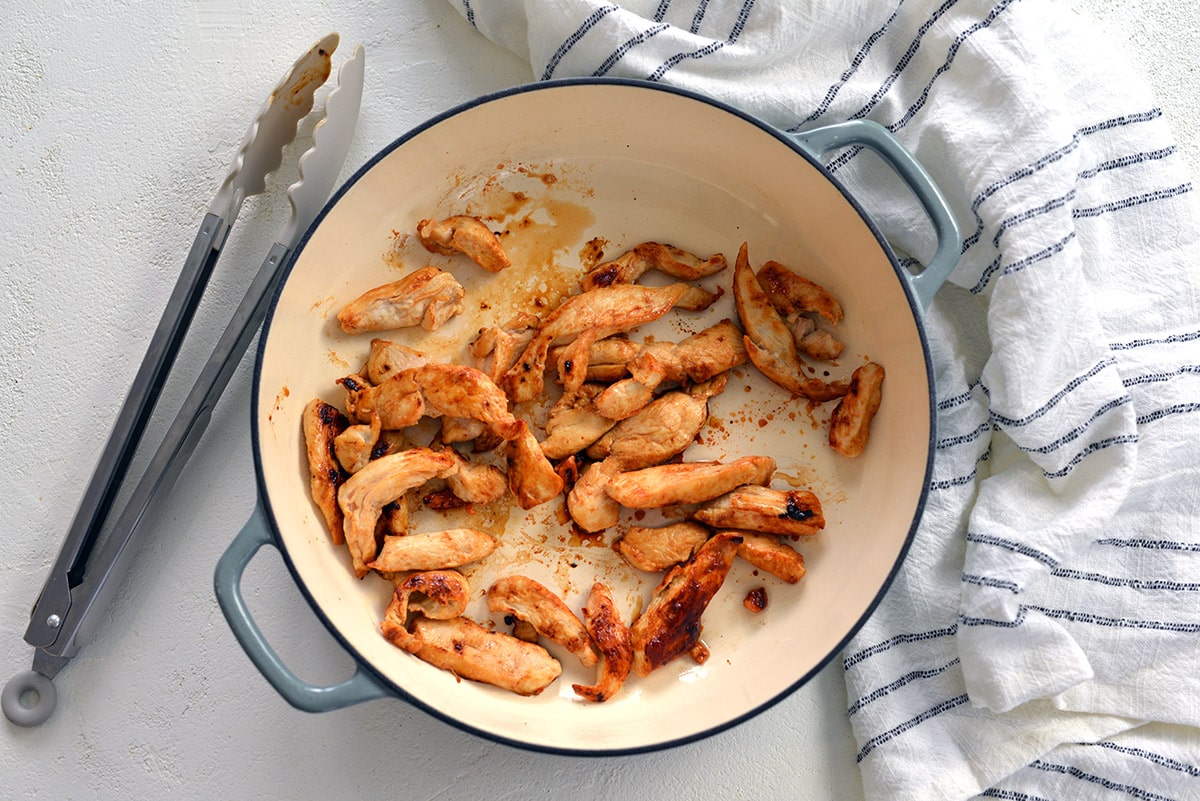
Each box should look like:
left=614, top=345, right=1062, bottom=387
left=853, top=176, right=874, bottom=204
left=1, top=671, right=56, bottom=727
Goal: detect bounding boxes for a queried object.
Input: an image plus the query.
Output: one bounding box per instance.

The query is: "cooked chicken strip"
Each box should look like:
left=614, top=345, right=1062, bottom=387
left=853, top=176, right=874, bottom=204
left=337, top=266, right=465, bottom=334
left=469, top=313, right=539, bottom=383
left=441, top=446, right=508, bottom=504
left=733, top=530, right=807, bottom=583
left=410, top=362, right=521, bottom=440
left=333, top=412, right=381, bottom=473
left=487, top=576, right=599, bottom=668
left=605, top=456, right=776, bottom=509
left=417, top=215, right=511, bottom=273
left=410, top=616, right=562, bottom=696
left=587, top=377, right=724, bottom=469
left=614, top=522, right=711, bottom=572
left=539, top=383, right=617, bottom=460
left=674, top=318, right=748, bottom=382
left=572, top=582, right=633, bottom=703
left=302, top=399, right=349, bottom=546
left=788, top=314, right=845, bottom=361
left=629, top=531, right=742, bottom=677
left=829, top=362, right=885, bottom=457
left=382, top=570, right=471, bottom=653
left=550, top=337, right=642, bottom=383
left=506, top=420, right=564, bottom=509
left=337, top=448, right=457, bottom=577
left=692, top=485, right=825, bottom=537
left=756, top=259, right=844, bottom=325
left=338, top=373, right=425, bottom=429
left=440, top=416, right=489, bottom=445
left=733, top=243, right=846, bottom=402
left=566, top=457, right=622, bottom=532
left=675, top=285, right=722, bottom=311
left=592, top=350, right=667, bottom=421
left=365, top=339, right=429, bottom=384
left=368, top=528, right=500, bottom=572
left=501, top=283, right=690, bottom=403
left=580, top=242, right=727, bottom=291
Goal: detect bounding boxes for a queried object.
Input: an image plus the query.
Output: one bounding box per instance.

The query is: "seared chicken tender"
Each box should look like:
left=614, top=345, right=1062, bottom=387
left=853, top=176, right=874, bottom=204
left=382, top=570, right=471, bottom=653
left=614, top=522, right=712, bottom=572
left=630, top=532, right=743, bottom=677
left=365, top=339, right=429, bottom=384
left=829, top=362, right=885, bottom=457
left=756, top=259, right=844, bottom=326
left=588, top=376, right=725, bottom=469
left=440, top=446, right=508, bottom=505
left=337, top=448, right=457, bottom=577
left=410, top=362, right=521, bottom=441
left=337, top=266, right=465, bottom=334
left=302, top=399, right=349, bottom=545
left=501, top=283, right=691, bottom=403
left=333, top=413, right=381, bottom=473
left=572, top=582, right=634, bottom=703
left=410, top=616, right=562, bottom=696
left=580, top=241, right=727, bottom=291
left=368, top=528, right=500, bottom=572
left=506, top=420, right=565, bottom=509
left=734, top=531, right=808, bottom=583
left=539, top=384, right=617, bottom=460
left=733, top=243, right=847, bottom=402
left=566, top=457, right=623, bottom=532
left=693, top=485, right=825, bottom=537
left=469, top=313, right=539, bottom=383
left=337, top=373, right=425, bottom=429
left=416, top=215, right=511, bottom=273
left=788, top=314, right=845, bottom=361
left=605, top=456, right=776, bottom=509
left=550, top=337, right=642, bottom=384
left=487, top=576, right=599, bottom=668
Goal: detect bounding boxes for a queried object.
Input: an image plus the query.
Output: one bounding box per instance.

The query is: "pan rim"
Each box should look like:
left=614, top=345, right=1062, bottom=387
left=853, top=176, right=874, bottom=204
left=247, top=76, right=937, bottom=756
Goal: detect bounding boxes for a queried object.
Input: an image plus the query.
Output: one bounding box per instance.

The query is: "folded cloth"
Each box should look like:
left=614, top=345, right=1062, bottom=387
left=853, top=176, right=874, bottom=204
left=451, top=1, right=1200, bottom=798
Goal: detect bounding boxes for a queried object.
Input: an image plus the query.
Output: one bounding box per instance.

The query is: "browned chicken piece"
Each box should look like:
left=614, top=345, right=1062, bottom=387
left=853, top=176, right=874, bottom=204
left=302, top=399, right=349, bottom=545
left=410, top=362, right=522, bottom=441
left=416, top=215, right=511, bottom=273
left=368, top=528, right=500, bottom=572
left=337, top=373, right=425, bottom=429
left=337, top=448, right=457, bottom=577
left=550, top=337, right=642, bottom=383
left=441, top=446, right=508, bottom=504
left=487, top=576, right=599, bottom=668
left=587, top=376, right=725, bottom=469
left=381, top=570, right=471, bottom=653
left=614, top=522, right=712, bottom=572
left=629, top=531, right=743, bottom=677
left=379, top=499, right=409, bottom=536
left=440, top=416, right=488, bottom=444
left=333, top=412, right=381, bottom=473
left=788, top=314, right=845, bottom=361
left=553, top=327, right=604, bottom=396
left=692, top=485, right=825, bottom=537
left=605, top=456, right=776, bottom=509
left=337, top=266, right=465, bottom=334
left=756, top=259, right=844, bottom=326
left=580, top=242, right=727, bottom=291
left=733, top=530, right=808, bottom=583
left=409, top=616, right=562, bottom=696
left=506, top=420, right=565, bottom=509
left=501, top=283, right=690, bottom=403
left=676, top=285, right=723, bottom=312
left=572, top=582, right=634, bottom=703
left=733, top=243, right=847, bottom=402
left=539, top=384, right=616, bottom=460
left=469, top=313, right=540, bottom=383
left=566, top=457, right=622, bottom=532
left=674, top=319, right=749, bottom=382
left=365, top=339, right=429, bottom=384
left=592, top=350, right=668, bottom=421
left=829, top=362, right=885, bottom=457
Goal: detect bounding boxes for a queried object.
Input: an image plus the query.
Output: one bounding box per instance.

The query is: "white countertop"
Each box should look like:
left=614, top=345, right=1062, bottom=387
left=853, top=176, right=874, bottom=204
left=1, top=2, right=1195, bottom=798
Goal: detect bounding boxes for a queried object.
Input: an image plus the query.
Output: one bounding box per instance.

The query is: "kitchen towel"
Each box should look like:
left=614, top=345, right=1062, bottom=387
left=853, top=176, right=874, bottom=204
left=450, top=1, right=1200, bottom=799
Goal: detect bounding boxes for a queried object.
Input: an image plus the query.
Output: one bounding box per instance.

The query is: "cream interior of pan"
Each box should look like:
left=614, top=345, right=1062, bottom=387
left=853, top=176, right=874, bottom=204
left=255, top=83, right=931, bottom=752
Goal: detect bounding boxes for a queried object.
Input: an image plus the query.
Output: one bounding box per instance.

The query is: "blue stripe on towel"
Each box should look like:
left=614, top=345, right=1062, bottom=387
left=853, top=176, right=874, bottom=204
left=690, top=0, right=710, bottom=34
left=965, top=532, right=1060, bottom=567
left=593, top=23, right=671, bottom=76
left=843, top=625, right=959, bottom=669
left=962, top=572, right=1021, bottom=593
left=1073, top=182, right=1193, bottom=219
left=1049, top=568, right=1200, bottom=593
left=1030, top=760, right=1180, bottom=801
left=1096, top=537, right=1200, bottom=552
left=856, top=694, right=971, bottom=762
left=541, top=4, right=620, bottom=80
left=1083, top=742, right=1200, bottom=778
left=847, top=658, right=961, bottom=716
left=1042, top=433, right=1138, bottom=479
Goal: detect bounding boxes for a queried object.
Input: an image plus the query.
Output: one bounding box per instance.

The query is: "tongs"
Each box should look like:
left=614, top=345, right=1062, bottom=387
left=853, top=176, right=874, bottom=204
left=2, top=35, right=365, bottom=726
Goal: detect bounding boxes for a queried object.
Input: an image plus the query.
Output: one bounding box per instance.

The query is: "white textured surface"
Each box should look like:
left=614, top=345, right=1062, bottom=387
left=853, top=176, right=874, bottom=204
left=0, top=2, right=1194, bottom=799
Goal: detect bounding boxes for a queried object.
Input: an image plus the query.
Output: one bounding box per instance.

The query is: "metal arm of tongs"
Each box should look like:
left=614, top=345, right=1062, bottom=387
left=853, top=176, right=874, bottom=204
left=2, top=35, right=365, bottom=727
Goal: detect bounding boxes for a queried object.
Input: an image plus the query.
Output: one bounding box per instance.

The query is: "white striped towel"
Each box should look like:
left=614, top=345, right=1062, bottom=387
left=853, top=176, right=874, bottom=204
left=450, top=2, right=1200, bottom=799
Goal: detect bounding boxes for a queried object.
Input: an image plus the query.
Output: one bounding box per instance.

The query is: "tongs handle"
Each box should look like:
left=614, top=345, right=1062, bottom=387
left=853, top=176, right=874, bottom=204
left=23, top=213, right=226, bottom=651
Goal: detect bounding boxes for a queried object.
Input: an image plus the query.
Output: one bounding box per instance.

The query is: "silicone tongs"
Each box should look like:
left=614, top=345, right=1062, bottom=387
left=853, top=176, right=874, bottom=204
left=2, top=35, right=365, bottom=726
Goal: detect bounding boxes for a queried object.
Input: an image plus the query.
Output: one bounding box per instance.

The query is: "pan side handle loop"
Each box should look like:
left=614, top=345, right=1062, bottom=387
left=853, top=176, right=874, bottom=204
left=213, top=502, right=392, bottom=713
left=791, top=120, right=961, bottom=312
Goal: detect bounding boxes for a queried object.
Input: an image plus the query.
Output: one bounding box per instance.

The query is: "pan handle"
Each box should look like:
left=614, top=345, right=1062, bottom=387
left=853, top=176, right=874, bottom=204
left=213, top=502, right=392, bottom=712
left=791, top=120, right=961, bottom=311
